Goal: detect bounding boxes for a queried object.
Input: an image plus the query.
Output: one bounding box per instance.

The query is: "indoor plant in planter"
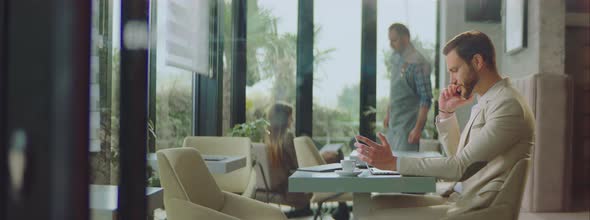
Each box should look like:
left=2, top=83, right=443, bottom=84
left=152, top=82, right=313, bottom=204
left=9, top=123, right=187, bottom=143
left=227, top=118, right=269, bottom=143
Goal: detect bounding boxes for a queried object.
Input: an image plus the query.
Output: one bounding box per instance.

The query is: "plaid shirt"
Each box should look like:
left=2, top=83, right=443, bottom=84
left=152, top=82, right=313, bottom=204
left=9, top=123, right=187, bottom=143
left=404, top=63, right=433, bottom=108
left=391, top=51, right=433, bottom=108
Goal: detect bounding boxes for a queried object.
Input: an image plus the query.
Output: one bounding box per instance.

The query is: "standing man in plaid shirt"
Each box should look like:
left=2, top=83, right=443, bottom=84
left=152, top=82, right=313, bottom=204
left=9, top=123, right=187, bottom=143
left=384, top=23, right=433, bottom=152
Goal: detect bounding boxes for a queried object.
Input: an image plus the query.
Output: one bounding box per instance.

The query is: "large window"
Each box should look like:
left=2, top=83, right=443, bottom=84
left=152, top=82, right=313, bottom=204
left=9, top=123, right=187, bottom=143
left=88, top=0, right=196, bottom=196
left=244, top=0, right=298, bottom=141
left=312, top=0, right=361, bottom=145
left=153, top=0, right=193, bottom=150
left=376, top=0, right=438, bottom=139
left=221, top=0, right=233, bottom=134
left=89, top=0, right=121, bottom=185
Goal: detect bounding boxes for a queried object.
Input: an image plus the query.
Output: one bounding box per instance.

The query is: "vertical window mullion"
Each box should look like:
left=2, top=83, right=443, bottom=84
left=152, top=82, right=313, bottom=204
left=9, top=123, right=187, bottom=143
left=118, top=0, right=148, bottom=219
left=0, top=0, right=7, bottom=216
left=296, top=0, right=314, bottom=137
left=230, top=0, right=247, bottom=128
left=360, top=0, right=377, bottom=141
left=147, top=0, right=158, bottom=153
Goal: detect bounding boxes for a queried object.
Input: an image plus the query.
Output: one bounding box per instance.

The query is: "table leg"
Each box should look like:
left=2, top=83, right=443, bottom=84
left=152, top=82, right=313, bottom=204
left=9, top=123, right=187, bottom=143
left=352, top=192, right=371, bottom=220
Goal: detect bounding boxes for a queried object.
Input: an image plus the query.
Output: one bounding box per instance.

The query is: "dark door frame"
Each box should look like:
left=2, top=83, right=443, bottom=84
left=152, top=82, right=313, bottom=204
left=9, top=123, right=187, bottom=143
left=117, top=0, right=149, bottom=219
left=3, top=0, right=91, bottom=219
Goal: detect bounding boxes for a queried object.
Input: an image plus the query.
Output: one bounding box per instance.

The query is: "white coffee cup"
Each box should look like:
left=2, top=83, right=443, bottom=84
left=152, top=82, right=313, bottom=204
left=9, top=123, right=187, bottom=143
left=341, top=159, right=356, bottom=173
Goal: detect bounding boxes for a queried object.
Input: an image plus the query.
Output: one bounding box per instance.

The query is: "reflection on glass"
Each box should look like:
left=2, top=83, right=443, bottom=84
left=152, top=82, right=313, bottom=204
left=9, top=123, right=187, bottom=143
left=245, top=0, right=298, bottom=142
left=377, top=0, right=438, bottom=149
left=221, top=0, right=233, bottom=134
left=89, top=0, right=121, bottom=186
left=154, top=0, right=193, bottom=151
left=89, top=0, right=122, bottom=219
left=313, top=0, right=361, bottom=146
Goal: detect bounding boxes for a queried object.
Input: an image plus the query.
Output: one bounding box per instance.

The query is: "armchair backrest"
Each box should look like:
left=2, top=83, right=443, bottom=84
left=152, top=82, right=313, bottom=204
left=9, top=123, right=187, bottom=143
left=183, top=136, right=253, bottom=193
left=251, top=143, right=277, bottom=190
left=513, top=74, right=573, bottom=211
left=293, top=136, right=326, bottom=167
left=491, top=158, right=530, bottom=219
left=156, top=148, right=224, bottom=211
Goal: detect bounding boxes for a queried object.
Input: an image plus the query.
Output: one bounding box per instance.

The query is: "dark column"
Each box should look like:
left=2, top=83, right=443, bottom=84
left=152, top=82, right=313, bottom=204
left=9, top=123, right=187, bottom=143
left=4, top=0, right=91, bottom=219
left=230, top=0, right=247, bottom=127
left=0, top=0, right=7, bottom=218
left=433, top=0, right=441, bottom=138
left=194, top=0, right=224, bottom=136
left=118, top=0, right=149, bottom=219
left=360, top=0, right=377, bottom=141
left=147, top=0, right=158, bottom=152
left=296, top=0, right=314, bottom=137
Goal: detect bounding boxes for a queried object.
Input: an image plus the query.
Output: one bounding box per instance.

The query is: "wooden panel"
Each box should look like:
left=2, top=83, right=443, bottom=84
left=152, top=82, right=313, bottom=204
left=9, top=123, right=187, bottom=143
left=567, top=0, right=590, bottom=13
left=583, top=116, right=590, bottom=137
left=583, top=91, right=590, bottom=113
left=583, top=139, right=590, bottom=183
left=579, top=115, right=590, bottom=137
left=565, top=26, right=590, bottom=211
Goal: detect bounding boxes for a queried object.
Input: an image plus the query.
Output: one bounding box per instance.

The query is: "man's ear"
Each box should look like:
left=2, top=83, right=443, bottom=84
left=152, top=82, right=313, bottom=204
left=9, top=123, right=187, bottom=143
left=471, top=54, right=485, bottom=71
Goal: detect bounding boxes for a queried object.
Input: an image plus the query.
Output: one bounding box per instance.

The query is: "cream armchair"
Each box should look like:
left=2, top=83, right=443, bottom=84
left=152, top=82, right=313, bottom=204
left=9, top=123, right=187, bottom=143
left=183, top=136, right=256, bottom=198
left=513, top=74, right=573, bottom=212
left=157, top=148, right=287, bottom=220
left=442, top=158, right=530, bottom=220
left=293, top=136, right=353, bottom=219
left=251, top=143, right=311, bottom=209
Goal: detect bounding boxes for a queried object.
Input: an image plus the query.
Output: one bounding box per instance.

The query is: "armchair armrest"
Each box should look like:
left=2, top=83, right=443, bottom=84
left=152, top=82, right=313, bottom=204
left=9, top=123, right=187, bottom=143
left=221, top=191, right=287, bottom=220
left=166, top=198, right=239, bottom=220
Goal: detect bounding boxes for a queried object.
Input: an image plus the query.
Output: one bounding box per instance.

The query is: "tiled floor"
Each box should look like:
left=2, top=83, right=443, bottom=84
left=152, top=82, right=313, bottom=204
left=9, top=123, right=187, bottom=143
left=290, top=212, right=590, bottom=220
left=278, top=202, right=590, bottom=220
left=518, top=212, right=590, bottom=220
left=288, top=209, right=589, bottom=220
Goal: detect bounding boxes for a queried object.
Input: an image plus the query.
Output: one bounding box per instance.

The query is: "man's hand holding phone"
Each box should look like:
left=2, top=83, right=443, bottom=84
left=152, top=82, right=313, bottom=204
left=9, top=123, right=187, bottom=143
left=439, top=82, right=475, bottom=119
left=355, top=132, right=397, bottom=171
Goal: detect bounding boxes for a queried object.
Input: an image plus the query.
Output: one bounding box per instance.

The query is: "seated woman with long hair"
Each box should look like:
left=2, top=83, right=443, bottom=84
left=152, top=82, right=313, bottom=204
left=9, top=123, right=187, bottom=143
left=265, top=102, right=311, bottom=212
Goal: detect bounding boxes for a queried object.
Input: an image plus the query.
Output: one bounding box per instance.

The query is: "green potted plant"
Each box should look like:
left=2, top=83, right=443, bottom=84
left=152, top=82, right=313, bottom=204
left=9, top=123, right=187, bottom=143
left=227, top=118, right=270, bottom=142
left=146, top=120, right=160, bottom=187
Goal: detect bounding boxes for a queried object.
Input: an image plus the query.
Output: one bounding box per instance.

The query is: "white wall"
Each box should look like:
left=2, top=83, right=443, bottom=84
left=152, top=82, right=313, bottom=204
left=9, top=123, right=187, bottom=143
left=438, top=0, right=565, bottom=129
left=439, top=0, right=505, bottom=130
left=501, top=0, right=565, bottom=77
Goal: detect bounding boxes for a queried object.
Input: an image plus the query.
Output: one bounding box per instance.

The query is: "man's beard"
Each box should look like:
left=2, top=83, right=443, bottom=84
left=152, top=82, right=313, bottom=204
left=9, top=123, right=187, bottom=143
left=457, top=65, right=479, bottom=100
left=393, top=44, right=406, bottom=54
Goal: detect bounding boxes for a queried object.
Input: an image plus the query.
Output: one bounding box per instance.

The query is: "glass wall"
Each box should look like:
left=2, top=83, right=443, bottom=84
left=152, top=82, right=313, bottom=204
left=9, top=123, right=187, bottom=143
left=153, top=0, right=194, bottom=151
left=376, top=0, right=438, bottom=140
left=312, top=0, right=361, bottom=145
left=244, top=0, right=298, bottom=142
left=89, top=0, right=121, bottom=185
left=89, top=0, right=197, bottom=218
left=221, top=0, right=233, bottom=135
left=83, top=0, right=441, bottom=218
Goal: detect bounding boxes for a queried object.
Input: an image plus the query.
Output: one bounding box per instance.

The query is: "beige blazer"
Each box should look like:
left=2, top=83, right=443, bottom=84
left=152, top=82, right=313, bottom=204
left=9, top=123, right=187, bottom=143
left=398, top=78, right=535, bottom=216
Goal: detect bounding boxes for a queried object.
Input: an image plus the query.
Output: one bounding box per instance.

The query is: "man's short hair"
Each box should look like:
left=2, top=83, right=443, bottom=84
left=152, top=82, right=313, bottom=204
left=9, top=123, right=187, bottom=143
left=443, top=30, right=496, bottom=70
left=388, top=23, right=410, bottom=38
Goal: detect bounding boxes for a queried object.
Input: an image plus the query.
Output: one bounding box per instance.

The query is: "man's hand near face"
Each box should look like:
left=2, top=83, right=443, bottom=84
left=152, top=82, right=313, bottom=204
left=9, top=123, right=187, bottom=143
left=439, top=82, right=474, bottom=118
left=355, top=132, right=398, bottom=171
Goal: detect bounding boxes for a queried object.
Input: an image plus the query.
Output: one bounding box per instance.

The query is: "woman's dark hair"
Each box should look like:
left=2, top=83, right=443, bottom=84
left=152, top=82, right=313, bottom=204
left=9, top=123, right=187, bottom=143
left=265, top=102, right=293, bottom=167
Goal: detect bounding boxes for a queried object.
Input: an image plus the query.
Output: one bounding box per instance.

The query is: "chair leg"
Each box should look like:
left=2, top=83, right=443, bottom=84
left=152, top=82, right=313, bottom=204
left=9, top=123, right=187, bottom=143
left=331, top=202, right=350, bottom=220
left=313, top=202, right=323, bottom=220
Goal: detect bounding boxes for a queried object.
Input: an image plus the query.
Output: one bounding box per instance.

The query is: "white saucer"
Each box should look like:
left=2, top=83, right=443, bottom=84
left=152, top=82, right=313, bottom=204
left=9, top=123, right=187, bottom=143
left=335, top=170, right=362, bottom=177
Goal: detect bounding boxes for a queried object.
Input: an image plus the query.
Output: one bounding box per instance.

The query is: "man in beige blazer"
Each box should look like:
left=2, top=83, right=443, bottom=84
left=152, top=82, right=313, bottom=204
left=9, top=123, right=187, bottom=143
left=355, top=30, right=535, bottom=219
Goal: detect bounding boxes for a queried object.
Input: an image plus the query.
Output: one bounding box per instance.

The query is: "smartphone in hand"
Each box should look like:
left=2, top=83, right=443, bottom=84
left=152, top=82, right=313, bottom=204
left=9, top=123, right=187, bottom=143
left=352, top=130, right=372, bottom=169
